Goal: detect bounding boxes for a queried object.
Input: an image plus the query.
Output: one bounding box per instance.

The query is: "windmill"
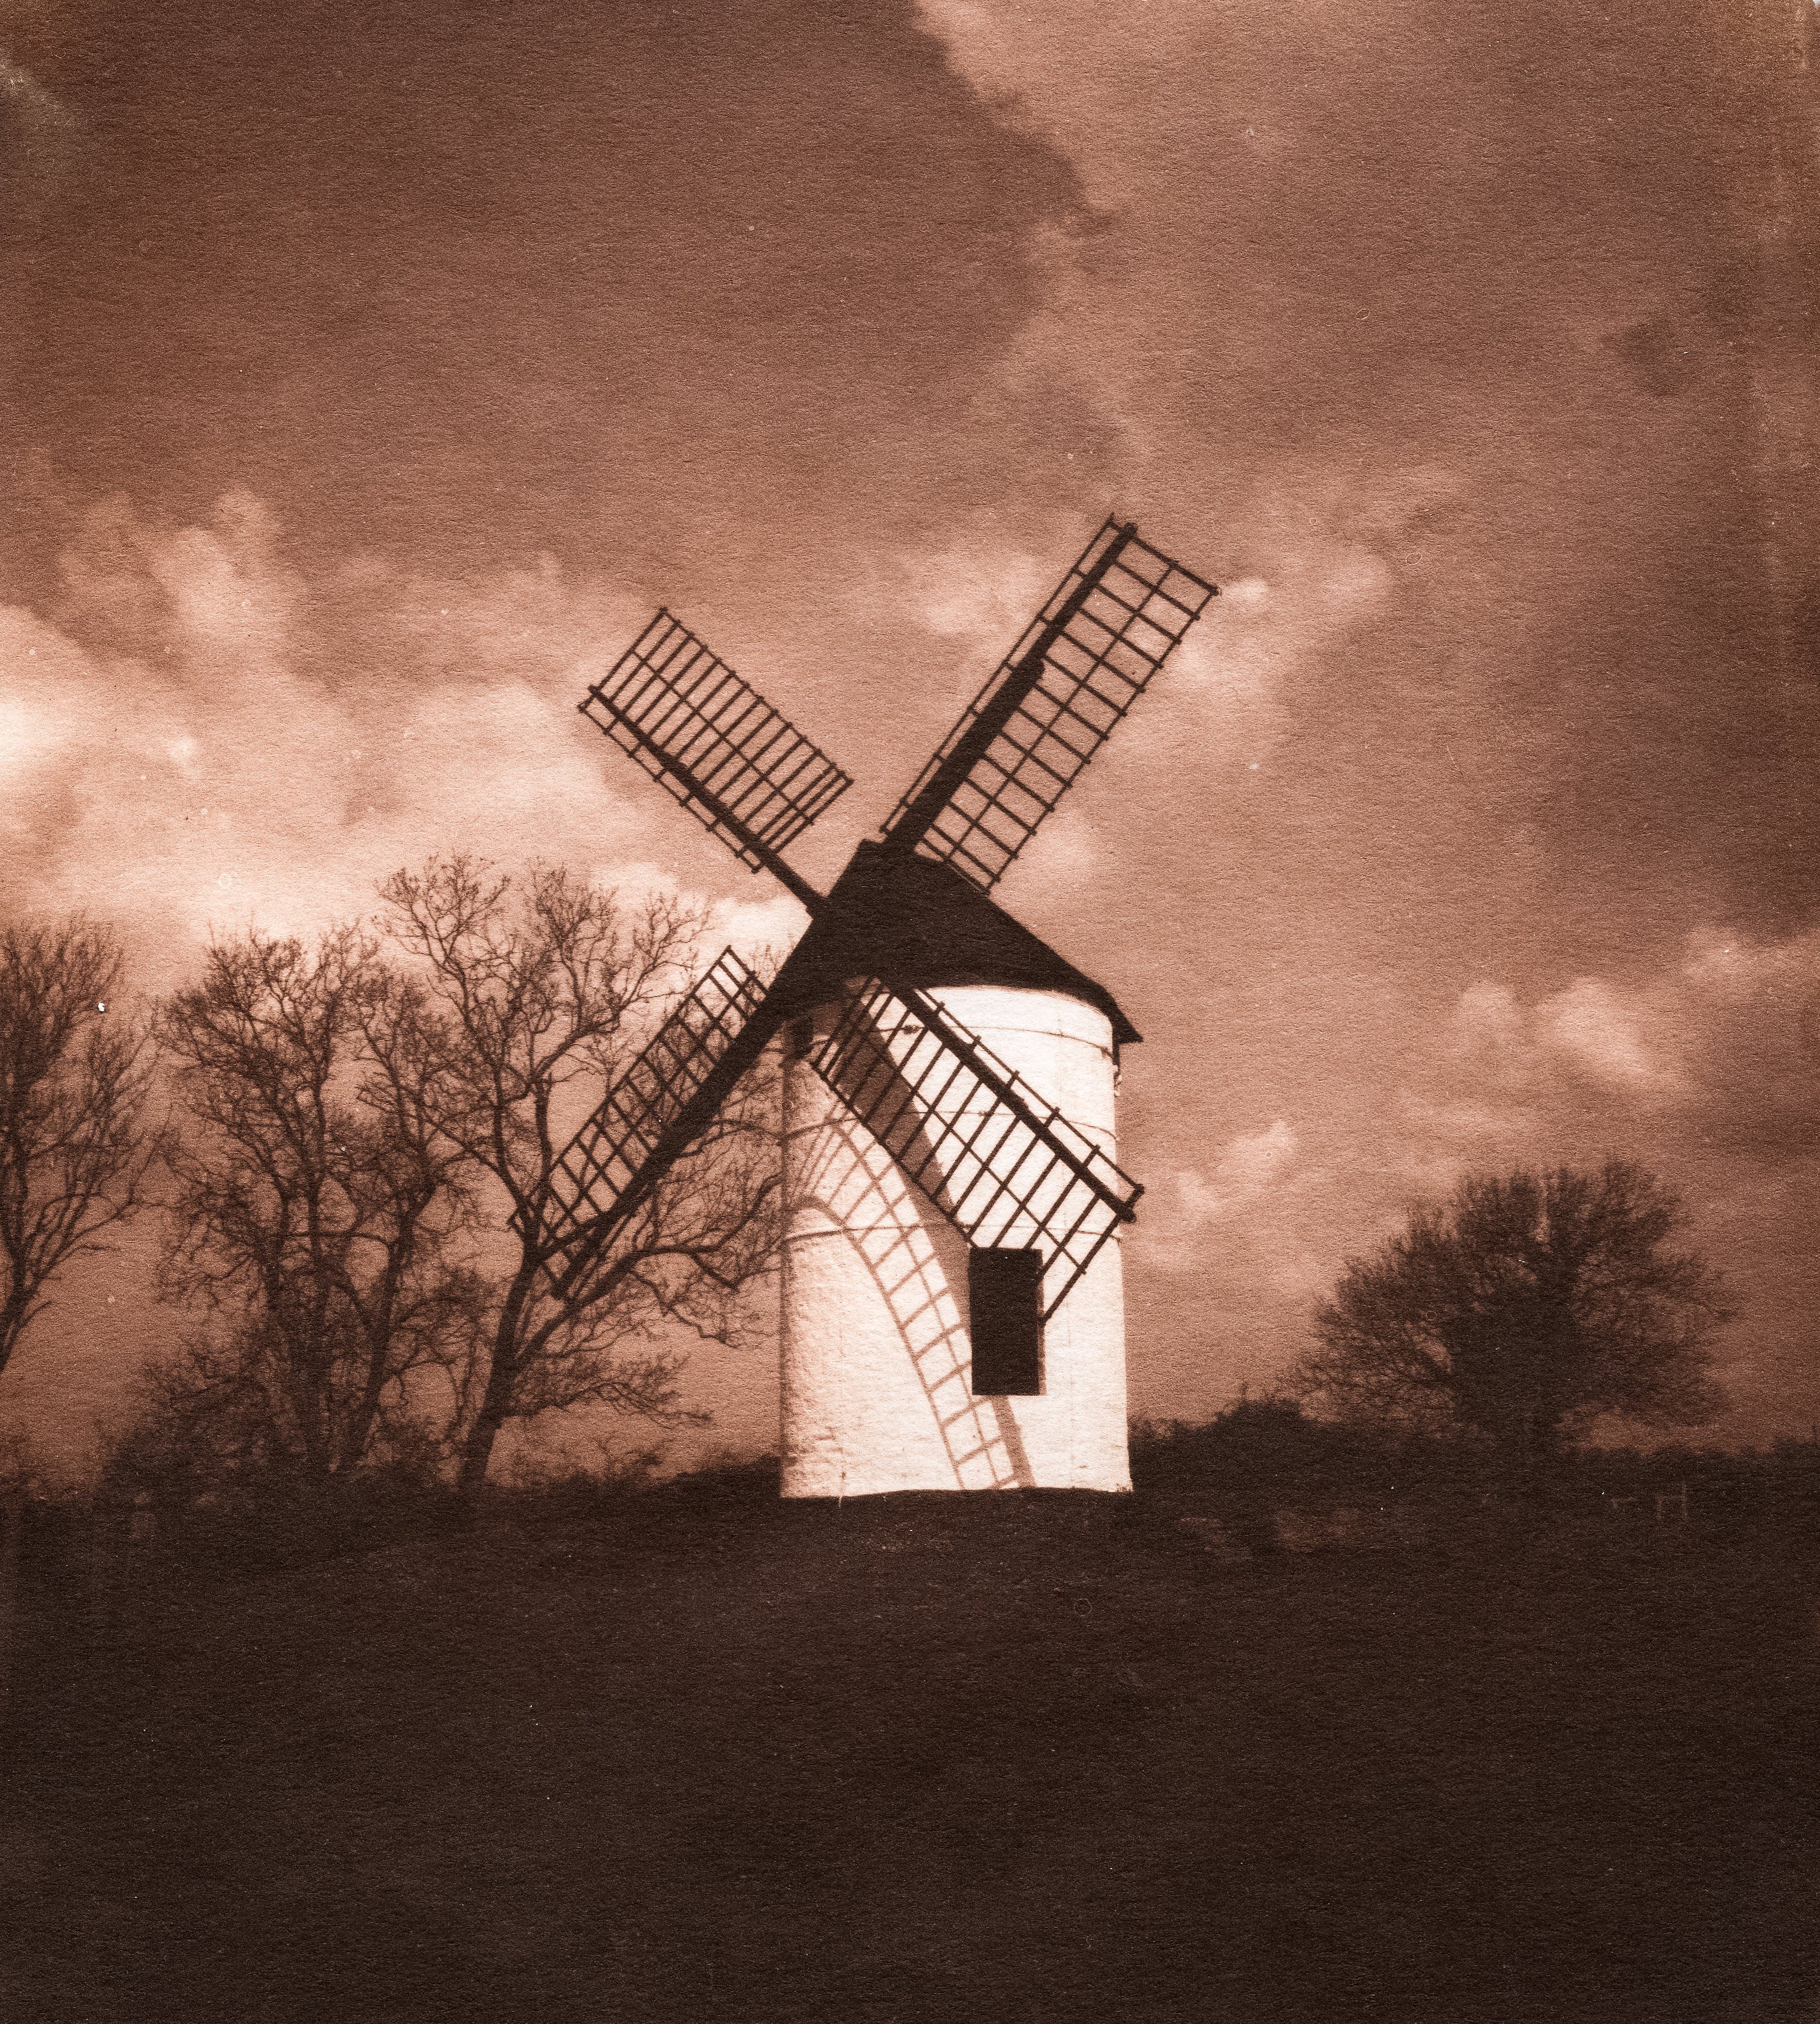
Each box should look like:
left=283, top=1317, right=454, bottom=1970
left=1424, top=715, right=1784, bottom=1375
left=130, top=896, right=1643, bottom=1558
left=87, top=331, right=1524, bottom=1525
left=532, top=518, right=1215, bottom=1496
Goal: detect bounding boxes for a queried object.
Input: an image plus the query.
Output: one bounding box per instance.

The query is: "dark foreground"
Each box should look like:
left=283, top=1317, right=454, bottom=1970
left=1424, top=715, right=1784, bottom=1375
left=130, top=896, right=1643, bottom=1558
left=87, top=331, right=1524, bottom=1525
left=4, top=1492, right=1817, bottom=2024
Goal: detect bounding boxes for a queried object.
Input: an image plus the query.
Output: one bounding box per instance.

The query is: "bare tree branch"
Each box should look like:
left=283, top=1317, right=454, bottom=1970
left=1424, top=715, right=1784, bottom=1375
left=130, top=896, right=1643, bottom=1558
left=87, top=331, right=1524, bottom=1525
left=157, top=926, right=475, bottom=1485
left=0, top=915, right=161, bottom=1379
left=377, top=856, right=780, bottom=1498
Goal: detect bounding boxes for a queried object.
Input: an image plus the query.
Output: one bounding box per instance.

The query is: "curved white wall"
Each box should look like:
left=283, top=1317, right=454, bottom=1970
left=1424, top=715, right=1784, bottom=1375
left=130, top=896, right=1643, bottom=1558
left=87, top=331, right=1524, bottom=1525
left=779, top=984, right=1131, bottom=1498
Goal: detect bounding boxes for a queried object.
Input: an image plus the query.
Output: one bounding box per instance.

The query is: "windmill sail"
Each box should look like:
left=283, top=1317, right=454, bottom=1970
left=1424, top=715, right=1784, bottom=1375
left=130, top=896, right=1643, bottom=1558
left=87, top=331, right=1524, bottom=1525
left=529, top=946, right=775, bottom=1280
left=580, top=611, right=850, bottom=898
left=540, top=512, right=1214, bottom=1342
left=803, top=978, right=1142, bottom=1320
left=883, top=518, right=1216, bottom=891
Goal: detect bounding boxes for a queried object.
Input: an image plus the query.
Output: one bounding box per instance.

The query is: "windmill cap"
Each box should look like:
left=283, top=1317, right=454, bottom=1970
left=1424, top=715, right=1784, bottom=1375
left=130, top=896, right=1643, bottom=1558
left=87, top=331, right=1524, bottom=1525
left=768, top=841, right=1140, bottom=1048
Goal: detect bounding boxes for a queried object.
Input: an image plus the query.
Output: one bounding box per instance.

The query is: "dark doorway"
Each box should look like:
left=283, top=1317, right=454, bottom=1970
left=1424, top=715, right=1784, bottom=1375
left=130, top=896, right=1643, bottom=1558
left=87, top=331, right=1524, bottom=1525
left=968, top=1246, right=1044, bottom=1395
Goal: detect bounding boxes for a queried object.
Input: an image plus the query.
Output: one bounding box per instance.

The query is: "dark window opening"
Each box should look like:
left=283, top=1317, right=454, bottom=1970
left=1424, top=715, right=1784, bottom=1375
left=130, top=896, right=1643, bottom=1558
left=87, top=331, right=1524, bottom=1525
left=969, top=1247, right=1044, bottom=1395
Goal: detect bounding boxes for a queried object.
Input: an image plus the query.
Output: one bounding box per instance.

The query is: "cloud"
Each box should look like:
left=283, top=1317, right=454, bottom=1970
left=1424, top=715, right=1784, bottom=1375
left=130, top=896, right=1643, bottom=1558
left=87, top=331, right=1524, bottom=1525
left=887, top=536, right=1058, bottom=651
left=1174, top=1117, right=1300, bottom=1226
left=1149, top=1120, right=1334, bottom=1320
left=1537, top=977, right=1681, bottom=1095
left=707, top=888, right=813, bottom=967
left=1427, top=973, right=1682, bottom=1111
left=914, top=0, right=1200, bottom=210
left=2, top=494, right=790, bottom=980
left=1419, top=931, right=1820, bottom=1160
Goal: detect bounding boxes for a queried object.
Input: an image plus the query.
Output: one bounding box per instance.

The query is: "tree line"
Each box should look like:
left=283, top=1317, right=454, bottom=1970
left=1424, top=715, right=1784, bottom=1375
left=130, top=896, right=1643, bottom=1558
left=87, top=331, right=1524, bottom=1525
left=1, top=858, right=1734, bottom=1512
left=1, top=859, right=777, bottom=1509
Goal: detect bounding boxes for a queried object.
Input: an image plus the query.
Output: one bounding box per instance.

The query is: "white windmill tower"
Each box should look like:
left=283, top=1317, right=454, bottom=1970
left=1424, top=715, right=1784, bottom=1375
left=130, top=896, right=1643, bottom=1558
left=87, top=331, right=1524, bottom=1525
left=525, top=520, right=1216, bottom=1497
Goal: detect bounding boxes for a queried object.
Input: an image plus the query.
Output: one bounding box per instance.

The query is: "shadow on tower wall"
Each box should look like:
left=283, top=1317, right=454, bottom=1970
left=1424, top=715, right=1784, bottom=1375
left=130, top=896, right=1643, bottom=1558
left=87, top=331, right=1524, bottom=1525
left=791, top=1095, right=1035, bottom=1491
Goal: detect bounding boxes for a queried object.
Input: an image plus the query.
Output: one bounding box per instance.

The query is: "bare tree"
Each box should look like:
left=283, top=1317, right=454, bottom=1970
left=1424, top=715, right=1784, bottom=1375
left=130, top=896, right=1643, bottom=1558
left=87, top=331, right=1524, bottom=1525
left=377, top=857, right=780, bottom=1500
left=157, top=926, right=476, bottom=1487
left=0, top=916, right=161, bottom=1380
left=1294, top=1161, right=1731, bottom=1459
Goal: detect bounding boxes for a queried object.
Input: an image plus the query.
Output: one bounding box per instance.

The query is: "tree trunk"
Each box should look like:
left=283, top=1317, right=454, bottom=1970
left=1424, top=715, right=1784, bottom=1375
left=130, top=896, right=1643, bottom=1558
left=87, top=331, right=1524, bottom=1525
left=0, top=1287, right=31, bottom=1381
left=457, top=1408, right=507, bottom=1507
left=456, top=1273, right=534, bottom=1508
left=339, top=1324, right=393, bottom=1477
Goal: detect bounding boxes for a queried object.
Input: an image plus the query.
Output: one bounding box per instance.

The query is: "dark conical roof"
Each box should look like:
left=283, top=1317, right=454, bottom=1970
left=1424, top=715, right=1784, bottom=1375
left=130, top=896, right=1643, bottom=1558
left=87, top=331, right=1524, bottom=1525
left=766, top=841, right=1139, bottom=1048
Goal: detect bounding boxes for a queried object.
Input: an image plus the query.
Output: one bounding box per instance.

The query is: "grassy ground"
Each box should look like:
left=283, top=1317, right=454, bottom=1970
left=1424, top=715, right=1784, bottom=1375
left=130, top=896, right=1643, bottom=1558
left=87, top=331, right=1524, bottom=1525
left=4, top=1491, right=1817, bottom=2023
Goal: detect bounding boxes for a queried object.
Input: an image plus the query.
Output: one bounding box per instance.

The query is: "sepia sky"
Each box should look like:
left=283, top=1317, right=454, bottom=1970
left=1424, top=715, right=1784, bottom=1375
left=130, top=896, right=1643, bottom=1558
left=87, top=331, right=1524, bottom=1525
left=4, top=0, right=1818, bottom=1463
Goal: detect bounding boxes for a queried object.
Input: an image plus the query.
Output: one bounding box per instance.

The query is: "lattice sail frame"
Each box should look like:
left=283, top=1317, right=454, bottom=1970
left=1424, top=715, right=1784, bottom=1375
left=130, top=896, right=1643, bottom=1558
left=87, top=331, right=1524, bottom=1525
left=884, top=519, right=1216, bottom=891
left=537, top=513, right=1214, bottom=1307
left=533, top=946, right=766, bottom=1259
left=803, top=978, right=1141, bottom=1321
left=581, top=611, right=853, bottom=875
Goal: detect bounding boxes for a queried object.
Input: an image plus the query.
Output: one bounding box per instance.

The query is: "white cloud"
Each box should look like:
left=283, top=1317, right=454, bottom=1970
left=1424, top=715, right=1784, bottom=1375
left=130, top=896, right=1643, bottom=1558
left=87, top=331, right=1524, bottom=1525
left=1448, top=979, right=1526, bottom=1057
left=1, top=608, right=87, bottom=773
left=1429, top=929, right=1820, bottom=1129
left=914, top=0, right=1201, bottom=209
left=1536, top=975, right=1681, bottom=1094
left=1173, top=1117, right=1300, bottom=1226
left=706, top=888, right=811, bottom=963
left=3, top=494, right=755, bottom=978
left=1150, top=1118, right=1336, bottom=1304
left=891, top=539, right=1055, bottom=650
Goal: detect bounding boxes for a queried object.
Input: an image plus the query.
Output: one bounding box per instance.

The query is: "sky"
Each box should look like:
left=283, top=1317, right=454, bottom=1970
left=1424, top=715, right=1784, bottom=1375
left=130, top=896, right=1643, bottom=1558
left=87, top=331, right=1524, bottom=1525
left=3, top=0, right=1818, bottom=1468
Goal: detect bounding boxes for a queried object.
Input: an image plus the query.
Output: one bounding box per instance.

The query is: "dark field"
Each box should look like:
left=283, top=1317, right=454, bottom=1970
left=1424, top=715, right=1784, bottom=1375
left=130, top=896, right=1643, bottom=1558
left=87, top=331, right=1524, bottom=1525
left=4, top=1492, right=1817, bottom=2023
